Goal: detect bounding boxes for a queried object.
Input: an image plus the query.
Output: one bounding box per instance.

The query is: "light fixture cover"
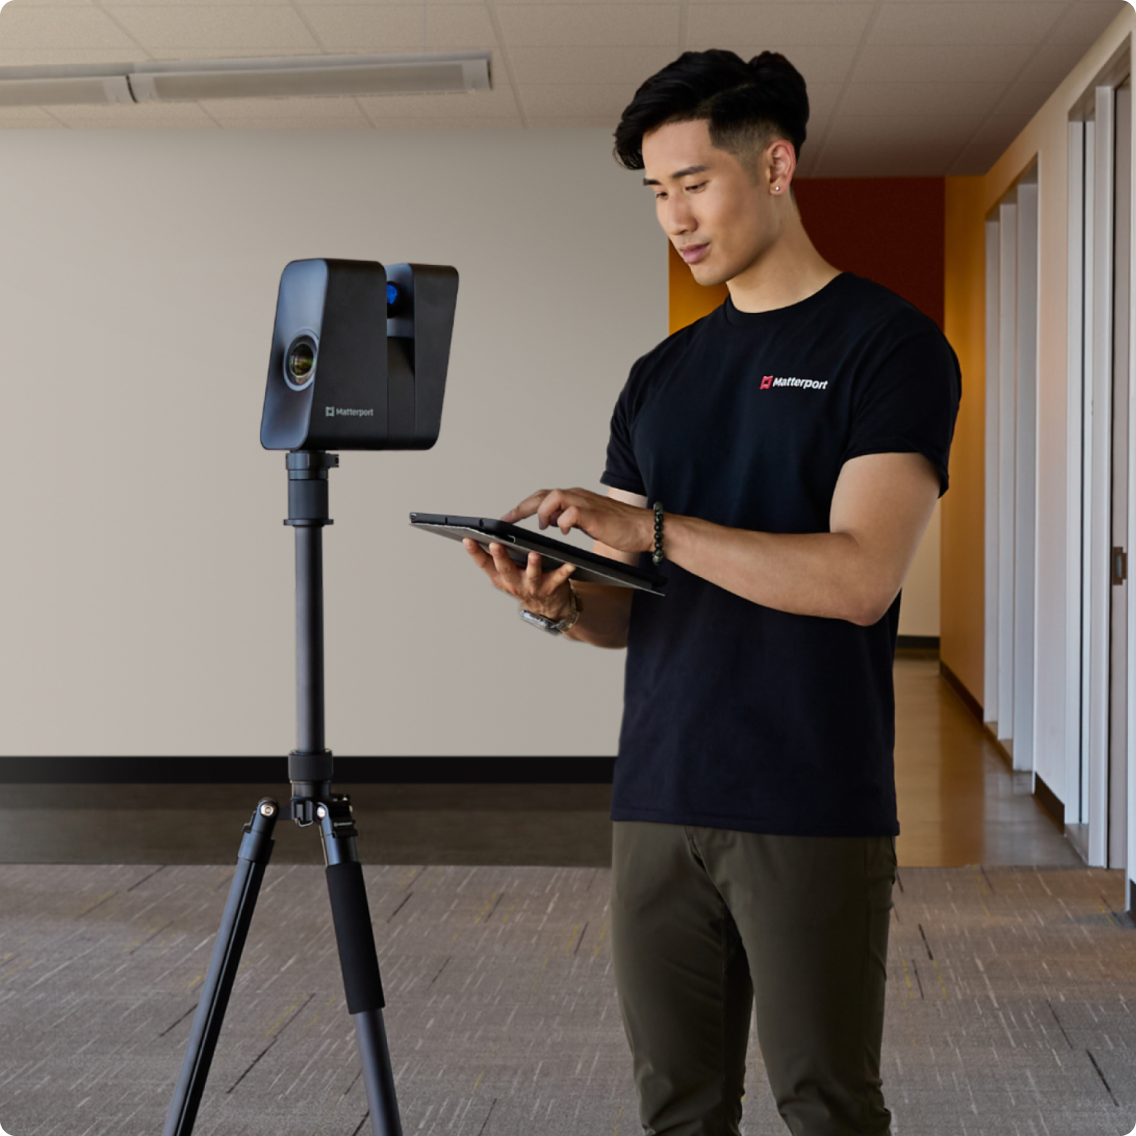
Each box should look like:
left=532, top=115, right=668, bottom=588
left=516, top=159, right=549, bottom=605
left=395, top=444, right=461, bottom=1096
left=0, top=71, right=132, bottom=107
left=0, top=52, right=491, bottom=108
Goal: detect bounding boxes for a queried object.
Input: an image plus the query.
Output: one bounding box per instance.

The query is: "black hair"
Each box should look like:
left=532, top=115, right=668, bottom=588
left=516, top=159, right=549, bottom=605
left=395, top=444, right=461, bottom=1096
left=612, top=49, right=809, bottom=191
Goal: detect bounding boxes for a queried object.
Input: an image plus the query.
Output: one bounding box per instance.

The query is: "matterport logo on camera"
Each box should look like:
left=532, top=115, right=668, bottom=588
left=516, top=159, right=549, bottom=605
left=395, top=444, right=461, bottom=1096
left=327, top=402, right=374, bottom=415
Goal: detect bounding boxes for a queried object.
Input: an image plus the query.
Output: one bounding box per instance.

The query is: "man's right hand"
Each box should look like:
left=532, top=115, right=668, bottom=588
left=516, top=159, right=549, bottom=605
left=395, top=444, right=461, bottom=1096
left=463, top=535, right=577, bottom=620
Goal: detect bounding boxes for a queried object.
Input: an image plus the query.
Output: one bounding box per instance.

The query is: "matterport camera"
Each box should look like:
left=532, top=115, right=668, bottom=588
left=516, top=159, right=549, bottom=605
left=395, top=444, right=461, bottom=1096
left=260, top=258, right=459, bottom=452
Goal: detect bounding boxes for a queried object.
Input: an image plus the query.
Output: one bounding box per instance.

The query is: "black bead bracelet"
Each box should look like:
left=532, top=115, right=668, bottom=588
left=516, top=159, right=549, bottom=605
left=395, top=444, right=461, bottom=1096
left=652, top=501, right=664, bottom=566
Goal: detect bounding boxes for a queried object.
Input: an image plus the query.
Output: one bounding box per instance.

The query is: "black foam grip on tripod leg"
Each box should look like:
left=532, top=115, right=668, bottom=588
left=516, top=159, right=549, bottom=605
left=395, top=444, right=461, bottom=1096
left=326, top=861, right=386, bottom=1014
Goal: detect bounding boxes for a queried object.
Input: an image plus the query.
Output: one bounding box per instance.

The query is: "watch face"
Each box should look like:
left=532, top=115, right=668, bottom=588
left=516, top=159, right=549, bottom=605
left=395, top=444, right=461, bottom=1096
left=520, top=608, right=559, bottom=632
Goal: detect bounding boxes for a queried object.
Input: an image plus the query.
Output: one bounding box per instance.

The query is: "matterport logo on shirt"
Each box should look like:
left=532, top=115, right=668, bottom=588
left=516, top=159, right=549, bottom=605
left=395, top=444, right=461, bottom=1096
left=760, top=375, right=829, bottom=391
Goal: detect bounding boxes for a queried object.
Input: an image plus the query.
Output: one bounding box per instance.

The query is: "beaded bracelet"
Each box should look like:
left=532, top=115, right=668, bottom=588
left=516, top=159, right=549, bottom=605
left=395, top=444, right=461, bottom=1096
left=652, top=501, right=664, bottom=566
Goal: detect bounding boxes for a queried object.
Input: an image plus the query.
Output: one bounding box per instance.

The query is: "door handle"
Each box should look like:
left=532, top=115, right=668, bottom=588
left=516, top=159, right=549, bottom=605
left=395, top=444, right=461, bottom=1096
left=1113, top=546, right=1128, bottom=585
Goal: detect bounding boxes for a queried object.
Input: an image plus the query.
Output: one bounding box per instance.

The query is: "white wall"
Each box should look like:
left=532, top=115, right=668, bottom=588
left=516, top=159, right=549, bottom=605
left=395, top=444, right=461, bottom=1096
left=0, top=128, right=666, bottom=758
left=979, top=9, right=1135, bottom=801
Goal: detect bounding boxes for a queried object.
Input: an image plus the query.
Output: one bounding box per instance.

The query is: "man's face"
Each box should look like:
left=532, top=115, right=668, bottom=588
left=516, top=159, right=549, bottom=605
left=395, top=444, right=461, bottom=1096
left=641, top=118, right=782, bottom=288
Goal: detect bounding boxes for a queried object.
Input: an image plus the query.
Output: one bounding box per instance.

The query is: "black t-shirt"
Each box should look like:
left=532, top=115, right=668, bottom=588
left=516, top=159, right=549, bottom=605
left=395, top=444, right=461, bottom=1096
left=599, top=271, right=961, bottom=838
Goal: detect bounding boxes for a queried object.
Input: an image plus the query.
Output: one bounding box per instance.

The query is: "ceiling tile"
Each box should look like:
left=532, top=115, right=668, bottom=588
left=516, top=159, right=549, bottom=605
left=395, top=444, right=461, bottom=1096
left=813, top=140, right=965, bottom=176
left=295, top=0, right=423, bottom=6
left=0, top=48, right=149, bottom=65
left=0, top=107, right=66, bottom=128
left=296, top=0, right=424, bottom=7
left=357, top=115, right=524, bottom=127
left=1016, top=39, right=1097, bottom=83
left=970, top=112, right=1033, bottom=144
left=506, top=44, right=678, bottom=85
left=869, top=2, right=1068, bottom=46
left=804, top=82, right=842, bottom=119
left=424, top=4, right=496, bottom=46
left=794, top=149, right=822, bottom=178
left=990, top=79, right=1060, bottom=116
left=0, top=6, right=141, bottom=49
left=494, top=5, right=681, bottom=48
left=45, top=100, right=219, bottom=126
left=142, top=46, right=343, bottom=61
left=854, top=42, right=1034, bottom=82
left=797, top=113, right=830, bottom=162
left=356, top=80, right=517, bottom=116
left=526, top=114, right=621, bottom=126
left=688, top=3, right=874, bottom=45
left=681, top=43, right=861, bottom=86
left=102, top=5, right=321, bottom=53
left=840, top=81, right=1009, bottom=117
left=100, top=0, right=296, bottom=6
left=832, top=113, right=983, bottom=146
left=520, top=81, right=636, bottom=117
left=946, top=141, right=1011, bottom=175
left=214, top=117, right=372, bottom=127
left=1046, top=1, right=1128, bottom=45
left=276, top=5, right=424, bottom=51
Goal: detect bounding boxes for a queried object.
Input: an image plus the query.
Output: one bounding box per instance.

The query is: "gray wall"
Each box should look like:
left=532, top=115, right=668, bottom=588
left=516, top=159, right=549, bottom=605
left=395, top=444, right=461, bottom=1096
left=0, top=128, right=666, bottom=757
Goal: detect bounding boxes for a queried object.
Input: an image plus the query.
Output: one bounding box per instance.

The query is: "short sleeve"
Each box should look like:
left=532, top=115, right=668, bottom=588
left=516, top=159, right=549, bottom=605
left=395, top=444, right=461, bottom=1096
left=599, top=365, right=647, bottom=497
left=841, top=330, right=962, bottom=497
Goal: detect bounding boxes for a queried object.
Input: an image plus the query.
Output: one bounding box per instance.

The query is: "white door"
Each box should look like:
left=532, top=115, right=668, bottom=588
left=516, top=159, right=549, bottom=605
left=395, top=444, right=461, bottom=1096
left=983, top=176, right=1038, bottom=772
left=1109, top=81, right=1131, bottom=871
left=1068, top=78, right=1132, bottom=873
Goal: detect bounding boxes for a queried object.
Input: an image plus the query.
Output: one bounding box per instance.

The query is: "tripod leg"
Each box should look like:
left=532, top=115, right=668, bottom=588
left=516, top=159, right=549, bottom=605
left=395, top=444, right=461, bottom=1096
left=163, top=798, right=280, bottom=1136
left=319, top=796, right=404, bottom=1136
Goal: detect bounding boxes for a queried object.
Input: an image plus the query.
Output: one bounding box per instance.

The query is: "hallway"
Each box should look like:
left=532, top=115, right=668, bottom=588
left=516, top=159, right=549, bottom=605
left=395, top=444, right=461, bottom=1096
left=893, top=648, right=1081, bottom=869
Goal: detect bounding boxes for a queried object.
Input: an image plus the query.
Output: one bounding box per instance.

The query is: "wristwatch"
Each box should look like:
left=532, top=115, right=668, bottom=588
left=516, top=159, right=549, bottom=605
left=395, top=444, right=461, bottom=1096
left=519, top=585, right=582, bottom=635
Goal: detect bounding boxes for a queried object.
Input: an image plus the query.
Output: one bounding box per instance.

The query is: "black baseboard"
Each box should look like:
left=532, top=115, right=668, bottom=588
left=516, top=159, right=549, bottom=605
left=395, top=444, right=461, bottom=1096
left=0, top=756, right=617, bottom=785
left=1033, top=771, right=1065, bottom=833
left=939, top=659, right=983, bottom=722
left=897, top=635, right=940, bottom=650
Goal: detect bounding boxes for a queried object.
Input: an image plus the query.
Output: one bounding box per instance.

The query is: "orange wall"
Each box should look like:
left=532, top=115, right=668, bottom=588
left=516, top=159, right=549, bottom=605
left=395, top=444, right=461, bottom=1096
left=941, top=177, right=987, bottom=706
left=669, top=177, right=947, bottom=334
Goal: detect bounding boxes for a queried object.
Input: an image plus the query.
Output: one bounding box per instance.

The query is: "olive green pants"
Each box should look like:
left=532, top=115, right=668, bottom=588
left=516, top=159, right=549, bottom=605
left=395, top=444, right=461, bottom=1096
left=610, top=821, right=897, bottom=1136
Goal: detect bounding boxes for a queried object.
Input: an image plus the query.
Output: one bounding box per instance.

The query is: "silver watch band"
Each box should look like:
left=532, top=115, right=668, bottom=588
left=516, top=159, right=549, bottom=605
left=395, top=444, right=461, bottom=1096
left=519, top=585, right=581, bottom=634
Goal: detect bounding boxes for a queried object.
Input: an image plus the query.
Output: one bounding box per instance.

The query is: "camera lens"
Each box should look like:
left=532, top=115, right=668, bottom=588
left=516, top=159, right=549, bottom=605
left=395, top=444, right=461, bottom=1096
left=285, top=334, right=317, bottom=387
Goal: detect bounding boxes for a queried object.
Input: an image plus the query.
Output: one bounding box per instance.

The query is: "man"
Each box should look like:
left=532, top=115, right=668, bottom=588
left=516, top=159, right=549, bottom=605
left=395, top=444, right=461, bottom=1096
left=463, top=49, right=960, bottom=1136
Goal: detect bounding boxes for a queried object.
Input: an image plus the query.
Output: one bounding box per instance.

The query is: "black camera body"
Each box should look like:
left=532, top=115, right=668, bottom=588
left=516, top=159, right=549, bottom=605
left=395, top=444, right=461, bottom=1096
left=260, top=258, right=459, bottom=452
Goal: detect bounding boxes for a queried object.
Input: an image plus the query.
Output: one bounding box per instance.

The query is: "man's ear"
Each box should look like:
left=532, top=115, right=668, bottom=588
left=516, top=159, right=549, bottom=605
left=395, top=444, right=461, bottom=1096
left=765, top=139, right=796, bottom=191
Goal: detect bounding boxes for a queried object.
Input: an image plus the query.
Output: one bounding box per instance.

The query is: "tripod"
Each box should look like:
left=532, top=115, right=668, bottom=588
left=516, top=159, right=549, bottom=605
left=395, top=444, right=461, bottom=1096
left=163, top=451, right=402, bottom=1136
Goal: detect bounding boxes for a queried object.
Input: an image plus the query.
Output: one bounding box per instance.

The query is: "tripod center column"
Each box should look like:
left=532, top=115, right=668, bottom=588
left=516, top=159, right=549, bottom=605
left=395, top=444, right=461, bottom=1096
left=284, top=450, right=339, bottom=790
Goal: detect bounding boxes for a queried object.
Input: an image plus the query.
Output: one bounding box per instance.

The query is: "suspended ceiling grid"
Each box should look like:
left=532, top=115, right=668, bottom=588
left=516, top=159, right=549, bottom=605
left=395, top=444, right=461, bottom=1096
left=0, top=0, right=1127, bottom=175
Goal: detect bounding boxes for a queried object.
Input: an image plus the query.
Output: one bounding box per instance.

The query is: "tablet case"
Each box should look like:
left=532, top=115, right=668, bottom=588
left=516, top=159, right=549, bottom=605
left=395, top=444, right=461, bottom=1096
left=409, top=513, right=666, bottom=594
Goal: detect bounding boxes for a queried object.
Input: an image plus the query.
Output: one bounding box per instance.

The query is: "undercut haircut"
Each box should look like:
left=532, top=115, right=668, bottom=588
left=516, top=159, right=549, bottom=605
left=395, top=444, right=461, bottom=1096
left=612, top=49, right=809, bottom=198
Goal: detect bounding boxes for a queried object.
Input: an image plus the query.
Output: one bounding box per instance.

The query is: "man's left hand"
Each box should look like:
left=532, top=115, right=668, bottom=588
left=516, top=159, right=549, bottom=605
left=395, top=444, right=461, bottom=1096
left=501, top=488, right=654, bottom=555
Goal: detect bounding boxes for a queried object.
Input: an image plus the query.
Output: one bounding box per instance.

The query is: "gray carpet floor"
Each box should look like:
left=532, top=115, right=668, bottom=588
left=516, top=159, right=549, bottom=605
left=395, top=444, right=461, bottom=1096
left=0, top=860, right=1134, bottom=1136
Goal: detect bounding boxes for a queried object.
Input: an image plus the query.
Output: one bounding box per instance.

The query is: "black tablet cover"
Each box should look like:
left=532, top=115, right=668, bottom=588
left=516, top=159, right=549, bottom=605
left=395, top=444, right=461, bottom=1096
left=410, top=513, right=666, bottom=594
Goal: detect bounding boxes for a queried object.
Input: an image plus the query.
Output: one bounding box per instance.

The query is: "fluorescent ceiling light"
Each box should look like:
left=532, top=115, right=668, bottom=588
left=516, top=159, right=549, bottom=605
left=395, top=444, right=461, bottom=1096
left=0, top=52, right=492, bottom=108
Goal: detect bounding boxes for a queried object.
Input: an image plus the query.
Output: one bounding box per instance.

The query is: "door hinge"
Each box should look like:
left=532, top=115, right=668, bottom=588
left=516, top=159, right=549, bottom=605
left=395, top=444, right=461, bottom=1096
left=1113, top=546, right=1128, bottom=585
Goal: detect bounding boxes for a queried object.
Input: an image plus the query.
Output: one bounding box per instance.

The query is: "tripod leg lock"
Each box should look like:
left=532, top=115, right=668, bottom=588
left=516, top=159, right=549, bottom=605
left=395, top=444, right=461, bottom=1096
left=238, top=799, right=280, bottom=862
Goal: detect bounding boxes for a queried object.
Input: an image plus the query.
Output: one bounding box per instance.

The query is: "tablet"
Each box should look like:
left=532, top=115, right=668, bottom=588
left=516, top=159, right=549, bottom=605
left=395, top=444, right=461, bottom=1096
left=409, top=513, right=666, bottom=595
